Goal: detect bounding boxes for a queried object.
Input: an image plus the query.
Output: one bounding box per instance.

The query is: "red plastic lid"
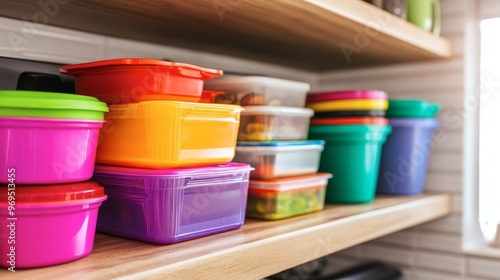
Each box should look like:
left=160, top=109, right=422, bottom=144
left=0, top=181, right=106, bottom=203
left=307, top=90, right=388, bottom=103
left=60, top=58, right=223, bottom=80
left=310, top=117, right=388, bottom=125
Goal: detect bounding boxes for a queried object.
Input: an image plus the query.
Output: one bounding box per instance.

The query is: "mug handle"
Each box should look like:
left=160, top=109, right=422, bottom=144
left=431, top=0, right=441, bottom=35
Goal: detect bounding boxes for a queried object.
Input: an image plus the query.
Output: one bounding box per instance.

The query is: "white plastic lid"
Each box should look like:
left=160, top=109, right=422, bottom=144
left=249, top=173, right=332, bottom=191
left=240, top=106, right=314, bottom=117
left=236, top=141, right=324, bottom=153
left=205, top=75, right=311, bottom=92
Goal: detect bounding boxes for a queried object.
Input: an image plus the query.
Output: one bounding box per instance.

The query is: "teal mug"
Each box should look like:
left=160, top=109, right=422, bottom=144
left=407, top=0, right=441, bottom=35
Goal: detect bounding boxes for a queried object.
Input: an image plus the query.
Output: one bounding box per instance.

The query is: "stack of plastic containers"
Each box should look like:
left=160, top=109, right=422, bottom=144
left=0, top=91, right=108, bottom=268
left=377, top=99, right=440, bottom=195
left=306, top=90, right=392, bottom=204
left=60, top=58, right=253, bottom=244
left=205, top=76, right=331, bottom=220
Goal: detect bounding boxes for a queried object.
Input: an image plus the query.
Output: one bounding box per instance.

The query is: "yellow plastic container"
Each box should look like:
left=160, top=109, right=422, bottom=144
left=96, top=101, right=242, bottom=168
left=306, top=99, right=388, bottom=112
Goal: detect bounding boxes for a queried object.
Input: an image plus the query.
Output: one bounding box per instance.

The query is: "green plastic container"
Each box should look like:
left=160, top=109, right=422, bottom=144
left=308, top=125, right=392, bottom=204
left=386, top=99, right=440, bottom=118
left=0, top=90, right=108, bottom=120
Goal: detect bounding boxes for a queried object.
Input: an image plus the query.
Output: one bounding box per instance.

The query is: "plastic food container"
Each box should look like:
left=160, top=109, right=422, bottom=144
left=313, top=109, right=386, bottom=119
left=306, top=99, right=388, bottom=112
left=234, top=140, right=325, bottom=179
left=377, top=118, right=439, bottom=195
left=60, top=58, right=223, bottom=103
left=0, top=91, right=108, bottom=184
left=386, top=99, right=440, bottom=118
left=92, top=163, right=253, bottom=244
left=310, top=117, right=388, bottom=126
left=199, top=90, right=225, bottom=103
left=238, top=106, right=314, bottom=141
left=96, top=100, right=242, bottom=168
left=204, top=75, right=311, bottom=107
left=246, top=173, right=332, bottom=220
left=309, top=125, right=391, bottom=204
left=0, top=181, right=107, bottom=268
left=307, top=90, right=388, bottom=103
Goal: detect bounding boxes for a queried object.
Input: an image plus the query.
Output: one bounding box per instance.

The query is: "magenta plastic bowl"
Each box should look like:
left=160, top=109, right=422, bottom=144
left=307, top=90, right=388, bottom=103
left=0, top=181, right=107, bottom=269
left=0, top=117, right=104, bottom=184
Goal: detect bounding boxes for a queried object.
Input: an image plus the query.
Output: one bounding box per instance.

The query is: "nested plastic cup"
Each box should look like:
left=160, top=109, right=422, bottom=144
left=377, top=118, right=439, bottom=195
left=309, top=125, right=392, bottom=204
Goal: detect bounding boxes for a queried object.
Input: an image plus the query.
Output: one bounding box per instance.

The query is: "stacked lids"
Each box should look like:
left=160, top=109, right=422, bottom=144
left=386, top=99, right=440, bottom=118
left=306, top=90, right=389, bottom=126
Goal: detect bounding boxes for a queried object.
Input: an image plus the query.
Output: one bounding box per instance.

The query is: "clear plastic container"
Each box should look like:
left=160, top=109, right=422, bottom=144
left=96, top=100, right=242, bottom=168
left=246, top=173, right=331, bottom=220
left=204, top=75, right=311, bottom=107
left=234, top=140, right=324, bottom=179
left=92, top=163, right=253, bottom=244
left=0, top=182, right=106, bottom=268
left=238, top=106, right=314, bottom=141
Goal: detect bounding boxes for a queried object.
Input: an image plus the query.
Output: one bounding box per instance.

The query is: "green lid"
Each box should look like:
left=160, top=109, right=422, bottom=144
left=386, top=99, right=440, bottom=118
left=0, top=90, right=108, bottom=120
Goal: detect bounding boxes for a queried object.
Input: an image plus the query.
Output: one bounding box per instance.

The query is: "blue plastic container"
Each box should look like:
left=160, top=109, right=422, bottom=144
left=377, top=118, right=439, bottom=195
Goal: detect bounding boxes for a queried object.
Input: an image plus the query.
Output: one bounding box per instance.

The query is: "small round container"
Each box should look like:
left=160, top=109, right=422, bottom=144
left=309, top=125, right=392, bottom=204
left=307, top=90, right=388, bottom=103
left=0, top=91, right=108, bottom=184
left=61, top=58, right=223, bottom=104
left=310, top=117, right=388, bottom=126
left=386, top=99, right=440, bottom=118
left=377, top=118, right=439, bottom=195
left=313, top=109, right=386, bottom=119
left=0, top=181, right=107, bottom=268
left=306, top=99, right=388, bottom=112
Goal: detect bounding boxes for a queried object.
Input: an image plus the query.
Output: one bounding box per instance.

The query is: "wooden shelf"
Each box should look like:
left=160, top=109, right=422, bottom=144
left=0, top=0, right=452, bottom=70
left=4, top=193, right=451, bottom=280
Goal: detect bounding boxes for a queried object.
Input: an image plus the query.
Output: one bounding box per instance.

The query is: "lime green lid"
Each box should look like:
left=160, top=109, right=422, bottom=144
left=386, top=99, right=440, bottom=118
left=0, top=90, right=108, bottom=120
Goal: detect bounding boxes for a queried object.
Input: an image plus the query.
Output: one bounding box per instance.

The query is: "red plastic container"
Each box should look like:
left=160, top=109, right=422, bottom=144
left=60, top=58, right=223, bottom=104
left=310, top=117, right=388, bottom=126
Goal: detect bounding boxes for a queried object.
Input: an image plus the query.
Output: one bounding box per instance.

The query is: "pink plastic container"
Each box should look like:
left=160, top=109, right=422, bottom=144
left=0, top=117, right=104, bottom=184
left=0, top=181, right=107, bottom=268
left=307, top=90, right=388, bottom=103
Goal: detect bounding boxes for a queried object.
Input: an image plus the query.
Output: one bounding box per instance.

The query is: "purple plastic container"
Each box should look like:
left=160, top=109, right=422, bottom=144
left=92, top=163, right=253, bottom=244
left=0, top=117, right=104, bottom=184
left=377, top=118, right=439, bottom=195
left=307, top=90, right=387, bottom=103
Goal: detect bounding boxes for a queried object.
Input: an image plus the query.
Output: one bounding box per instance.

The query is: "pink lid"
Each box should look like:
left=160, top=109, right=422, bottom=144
left=94, top=163, right=253, bottom=176
left=307, top=90, right=388, bottom=103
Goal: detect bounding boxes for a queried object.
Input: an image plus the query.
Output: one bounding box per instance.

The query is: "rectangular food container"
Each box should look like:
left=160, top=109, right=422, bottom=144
left=204, top=75, right=310, bottom=107
left=60, top=58, right=222, bottom=103
left=92, top=163, right=253, bottom=244
left=96, top=100, right=242, bottom=168
left=0, top=90, right=108, bottom=184
left=238, top=106, right=314, bottom=141
left=234, top=140, right=325, bottom=179
left=0, top=182, right=106, bottom=268
left=246, top=173, right=331, bottom=220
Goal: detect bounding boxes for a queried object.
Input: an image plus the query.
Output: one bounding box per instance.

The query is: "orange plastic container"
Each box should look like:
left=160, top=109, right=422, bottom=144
left=60, top=58, right=223, bottom=104
left=96, top=101, right=242, bottom=168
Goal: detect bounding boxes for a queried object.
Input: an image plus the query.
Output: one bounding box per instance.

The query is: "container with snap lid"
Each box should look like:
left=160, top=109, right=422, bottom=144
left=0, top=90, right=108, bottom=184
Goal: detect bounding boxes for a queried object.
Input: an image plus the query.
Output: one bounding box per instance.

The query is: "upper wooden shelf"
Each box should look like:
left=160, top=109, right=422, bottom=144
left=3, top=193, right=451, bottom=280
left=0, top=0, right=452, bottom=71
